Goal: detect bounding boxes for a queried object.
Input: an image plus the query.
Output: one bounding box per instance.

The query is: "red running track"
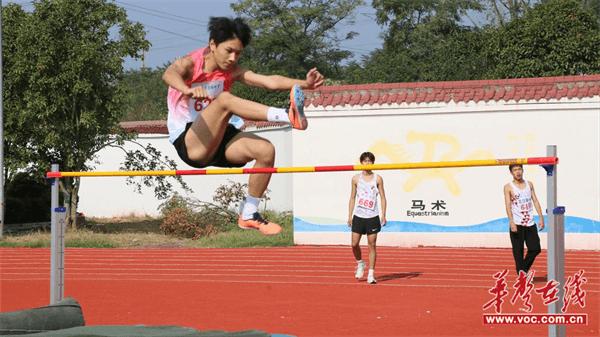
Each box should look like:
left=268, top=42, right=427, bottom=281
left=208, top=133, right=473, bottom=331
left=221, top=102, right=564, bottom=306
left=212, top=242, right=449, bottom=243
left=0, top=246, right=598, bottom=337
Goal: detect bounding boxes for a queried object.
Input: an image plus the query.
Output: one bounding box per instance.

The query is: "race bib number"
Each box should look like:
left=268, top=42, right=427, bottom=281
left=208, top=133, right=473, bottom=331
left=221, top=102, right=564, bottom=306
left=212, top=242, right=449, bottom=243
left=188, top=81, right=225, bottom=114
left=357, top=197, right=376, bottom=210
left=192, top=97, right=212, bottom=112
left=519, top=198, right=533, bottom=211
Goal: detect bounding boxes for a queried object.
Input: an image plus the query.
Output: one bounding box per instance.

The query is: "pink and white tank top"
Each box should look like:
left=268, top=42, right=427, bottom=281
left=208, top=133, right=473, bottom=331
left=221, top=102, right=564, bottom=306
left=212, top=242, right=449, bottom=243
left=353, top=174, right=380, bottom=219
left=166, top=47, right=242, bottom=143
left=510, top=181, right=535, bottom=227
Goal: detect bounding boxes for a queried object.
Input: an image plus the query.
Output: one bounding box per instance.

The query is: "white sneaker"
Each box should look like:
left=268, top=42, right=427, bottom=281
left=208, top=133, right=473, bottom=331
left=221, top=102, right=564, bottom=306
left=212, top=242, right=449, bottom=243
left=355, top=261, right=365, bottom=279
left=367, top=274, right=377, bottom=284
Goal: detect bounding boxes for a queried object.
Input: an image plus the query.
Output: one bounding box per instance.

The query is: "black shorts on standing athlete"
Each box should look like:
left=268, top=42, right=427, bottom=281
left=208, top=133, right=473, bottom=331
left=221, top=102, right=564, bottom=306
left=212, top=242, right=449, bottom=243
left=351, top=215, right=381, bottom=235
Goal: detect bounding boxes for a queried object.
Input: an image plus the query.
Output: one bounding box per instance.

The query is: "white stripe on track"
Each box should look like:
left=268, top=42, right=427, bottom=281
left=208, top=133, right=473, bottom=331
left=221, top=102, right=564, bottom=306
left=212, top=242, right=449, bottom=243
left=1, top=276, right=599, bottom=293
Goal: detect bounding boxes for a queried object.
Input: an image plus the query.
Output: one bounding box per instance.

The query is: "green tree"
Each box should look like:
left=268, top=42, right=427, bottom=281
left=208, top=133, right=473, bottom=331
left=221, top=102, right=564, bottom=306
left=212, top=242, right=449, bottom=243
left=482, top=1, right=598, bottom=26
left=230, top=0, right=363, bottom=106
left=346, top=0, right=600, bottom=83
left=485, top=0, right=535, bottom=27
left=2, top=0, right=188, bottom=227
left=232, top=0, right=363, bottom=77
left=581, top=0, right=600, bottom=22
left=120, top=67, right=168, bottom=121
left=483, top=0, right=600, bottom=78
left=346, top=0, right=485, bottom=83
left=2, top=4, right=40, bottom=182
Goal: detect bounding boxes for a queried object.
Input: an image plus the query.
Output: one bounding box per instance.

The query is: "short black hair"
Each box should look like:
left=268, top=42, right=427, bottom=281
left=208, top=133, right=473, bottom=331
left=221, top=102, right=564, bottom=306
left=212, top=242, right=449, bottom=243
left=208, top=17, right=251, bottom=47
left=509, top=164, right=523, bottom=172
left=359, top=152, right=375, bottom=163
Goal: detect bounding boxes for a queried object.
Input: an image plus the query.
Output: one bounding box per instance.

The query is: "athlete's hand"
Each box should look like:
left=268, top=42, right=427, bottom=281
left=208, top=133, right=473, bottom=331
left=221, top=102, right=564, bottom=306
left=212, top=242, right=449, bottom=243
left=305, top=67, right=324, bottom=89
left=347, top=217, right=352, bottom=227
left=538, top=221, right=545, bottom=231
left=381, top=216, right=387, bottom=226
left=184, top=86, right=213, bottom=100
left=510, top=221, right=518, bottom=233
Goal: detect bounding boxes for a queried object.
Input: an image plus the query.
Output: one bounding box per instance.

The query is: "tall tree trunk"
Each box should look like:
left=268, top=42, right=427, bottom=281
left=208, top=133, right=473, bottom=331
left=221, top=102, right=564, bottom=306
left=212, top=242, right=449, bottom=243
left=65, top=177, right=80, bottom=229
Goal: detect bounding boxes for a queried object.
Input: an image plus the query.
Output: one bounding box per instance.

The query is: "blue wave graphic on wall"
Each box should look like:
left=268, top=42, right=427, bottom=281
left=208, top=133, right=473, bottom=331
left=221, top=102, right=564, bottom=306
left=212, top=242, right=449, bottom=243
left=294, top=216, right=600, bottom=233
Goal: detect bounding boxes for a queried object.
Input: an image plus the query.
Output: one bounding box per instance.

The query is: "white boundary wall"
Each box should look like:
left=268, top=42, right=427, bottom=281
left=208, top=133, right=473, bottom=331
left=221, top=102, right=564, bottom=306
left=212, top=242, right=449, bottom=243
left=78, top=127, right=293, bottom=217
left=292, top=97, right=600, bottom=250
left=77, top=97, right=599, bottom=250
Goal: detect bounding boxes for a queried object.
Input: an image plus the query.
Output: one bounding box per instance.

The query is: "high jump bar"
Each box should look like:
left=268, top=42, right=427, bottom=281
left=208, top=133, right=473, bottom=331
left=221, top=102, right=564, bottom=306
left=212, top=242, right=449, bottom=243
left=46, top=156, right=558, bottom=178
left=47, top=146, right=566, bottom=337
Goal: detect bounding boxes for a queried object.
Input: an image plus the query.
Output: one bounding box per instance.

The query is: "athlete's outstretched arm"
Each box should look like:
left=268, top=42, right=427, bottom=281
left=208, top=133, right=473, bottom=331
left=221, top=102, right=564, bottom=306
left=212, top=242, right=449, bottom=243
left=236, top=67, right=324, bottom=90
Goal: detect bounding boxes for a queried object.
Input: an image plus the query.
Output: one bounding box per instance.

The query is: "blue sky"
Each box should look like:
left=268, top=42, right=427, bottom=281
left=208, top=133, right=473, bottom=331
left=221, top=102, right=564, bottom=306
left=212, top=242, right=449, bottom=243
left=6, top=0, right=384, bottom=70
left=117, top=0, right=384, bottom=69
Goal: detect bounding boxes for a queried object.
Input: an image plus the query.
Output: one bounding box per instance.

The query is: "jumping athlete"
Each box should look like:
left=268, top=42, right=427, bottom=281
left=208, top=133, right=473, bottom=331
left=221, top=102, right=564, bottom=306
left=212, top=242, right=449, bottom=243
left=163, top=17, right=324, bottom=235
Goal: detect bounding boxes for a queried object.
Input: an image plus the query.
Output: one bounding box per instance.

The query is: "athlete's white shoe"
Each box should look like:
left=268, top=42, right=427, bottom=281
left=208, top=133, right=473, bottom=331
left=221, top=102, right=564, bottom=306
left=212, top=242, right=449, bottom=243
left=367, top=274, right=377, bottom=284
left=355, top=261, right=365, bottom=279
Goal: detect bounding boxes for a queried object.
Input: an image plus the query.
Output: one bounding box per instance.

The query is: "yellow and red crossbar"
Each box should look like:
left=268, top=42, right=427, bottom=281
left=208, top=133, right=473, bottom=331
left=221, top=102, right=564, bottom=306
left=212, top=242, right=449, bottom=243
left=46, top=157, right=558, bottom=178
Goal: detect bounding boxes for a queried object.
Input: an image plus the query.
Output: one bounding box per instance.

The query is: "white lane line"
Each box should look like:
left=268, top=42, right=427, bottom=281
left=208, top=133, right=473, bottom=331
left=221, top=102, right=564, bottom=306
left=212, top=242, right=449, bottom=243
left=2, top=277, right=599, bottom=293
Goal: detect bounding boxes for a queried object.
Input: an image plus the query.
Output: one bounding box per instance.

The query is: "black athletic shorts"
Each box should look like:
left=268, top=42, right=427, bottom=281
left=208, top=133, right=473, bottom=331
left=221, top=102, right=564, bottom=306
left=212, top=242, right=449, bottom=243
left=351, top=215, right=381, bottom=235
left=173, top=122, right=245, bottom=168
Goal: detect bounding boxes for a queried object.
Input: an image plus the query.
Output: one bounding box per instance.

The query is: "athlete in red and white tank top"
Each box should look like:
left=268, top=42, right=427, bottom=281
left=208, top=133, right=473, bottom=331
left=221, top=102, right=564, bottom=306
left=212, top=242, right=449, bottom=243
left=162, top=17, right=324, bottom=236
left=167, top=47, right=239, bottom=143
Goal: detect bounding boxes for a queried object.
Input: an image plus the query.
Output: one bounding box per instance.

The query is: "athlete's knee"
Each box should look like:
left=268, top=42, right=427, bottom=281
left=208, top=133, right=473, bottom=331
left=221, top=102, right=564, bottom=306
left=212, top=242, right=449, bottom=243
left=529, top=248, right=541, bottom=256
left=186, top=149, right=210, bottom=166
left=184, top=138, right=210, bottom=165
left=253, top=140, right=275, bottom=165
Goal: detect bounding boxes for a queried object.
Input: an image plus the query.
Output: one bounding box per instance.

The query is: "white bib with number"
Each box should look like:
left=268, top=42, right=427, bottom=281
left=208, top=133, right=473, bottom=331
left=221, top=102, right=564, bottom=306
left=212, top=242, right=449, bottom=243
left=353, top=174, right=379, bottom=219
left=510, top=181, right=535, bottom=227
left=182, top=81, right=244, bottom=130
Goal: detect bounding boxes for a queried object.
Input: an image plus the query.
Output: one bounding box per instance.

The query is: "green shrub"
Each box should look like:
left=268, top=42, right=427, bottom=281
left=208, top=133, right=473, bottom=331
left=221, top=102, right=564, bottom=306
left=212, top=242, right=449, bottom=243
left=5, top=172, right=51, bottom=224
left=160, top=205, right=220, bottom=239
left=159, top=181, right=271, bottom=239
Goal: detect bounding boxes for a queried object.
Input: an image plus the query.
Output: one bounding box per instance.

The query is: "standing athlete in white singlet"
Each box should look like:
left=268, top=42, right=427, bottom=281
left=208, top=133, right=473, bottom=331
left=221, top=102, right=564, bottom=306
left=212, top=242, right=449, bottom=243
left=503, top=164, right=545, bottom=275
left=347, top=152, right=387, bottom=284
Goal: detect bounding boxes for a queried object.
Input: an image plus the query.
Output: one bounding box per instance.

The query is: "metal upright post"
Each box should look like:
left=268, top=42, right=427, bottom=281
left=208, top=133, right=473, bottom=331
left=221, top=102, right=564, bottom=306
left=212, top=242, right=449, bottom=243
left=50, top=164, right=66, bottom=304
left=546, top=145, right=565, bottom=337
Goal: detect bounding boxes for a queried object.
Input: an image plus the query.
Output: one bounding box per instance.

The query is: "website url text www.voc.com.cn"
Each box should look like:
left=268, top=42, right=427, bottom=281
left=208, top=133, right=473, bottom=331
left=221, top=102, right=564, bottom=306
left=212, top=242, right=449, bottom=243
left=483, top=314, right=587, bottom=325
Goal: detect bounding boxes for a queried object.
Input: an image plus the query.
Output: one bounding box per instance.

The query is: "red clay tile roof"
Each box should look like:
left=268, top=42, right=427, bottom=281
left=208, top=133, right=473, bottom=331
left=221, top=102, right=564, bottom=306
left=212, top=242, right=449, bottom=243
left=119, top=120, right=287, bottom=134
left=242, top=121, right=288, bottom=129
left=120, top=120, right=167, bottom=134
left=121, top=75, right=600, bottom=134
left=305, top=74, right=600, bottom=108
